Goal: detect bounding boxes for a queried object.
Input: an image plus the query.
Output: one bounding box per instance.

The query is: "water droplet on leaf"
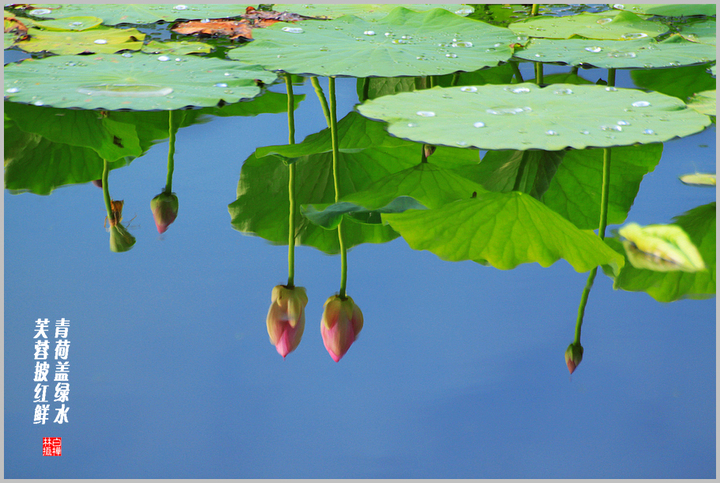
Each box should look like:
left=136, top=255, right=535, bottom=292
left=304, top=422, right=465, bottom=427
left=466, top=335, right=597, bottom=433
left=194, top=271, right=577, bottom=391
left=158, top=56, right=170, bottom=61
left=585, top=46, right=603, bottom=53
left=416, top=111, right=435, bottom=117
left=282, top=27, right=303, bottom=33
left=94, top=39, right=108, bottom=44
left=473, top=121, right=485, bottom=128
left=632, top=101, right=651, bottom=107
left=460, top=86, right=477, bottom=93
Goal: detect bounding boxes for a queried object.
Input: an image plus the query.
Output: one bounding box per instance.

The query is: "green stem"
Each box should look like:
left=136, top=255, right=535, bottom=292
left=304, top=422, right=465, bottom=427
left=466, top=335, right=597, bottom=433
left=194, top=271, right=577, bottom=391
left=361, top=77, right=370, bottom=102
left=535, top=61, right=543, bottom=85
left=607, top=68, right=616, bottom=88
left=531, top=4, right=539, bottom=16
left=102, top=159, right=112, bottom=221
left=285, top=73, right=296, bottom=288
left=573, top=147, right=612, bottom=344
left=165, top=110, right=176, bottom=193
left=571, top=65, right=579, bottom=76
left=510, top=61, right=524, bottom=83
left=311, top=76, right=332, bottom=128
left=328, top=77, right=348, bottom=299
left=450, top=72, right=460, bottom=87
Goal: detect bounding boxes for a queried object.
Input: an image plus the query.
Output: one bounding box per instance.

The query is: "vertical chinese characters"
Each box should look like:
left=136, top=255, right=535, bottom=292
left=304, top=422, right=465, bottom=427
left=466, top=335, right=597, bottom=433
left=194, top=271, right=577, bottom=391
left=33, top=318, right=70, bottom=425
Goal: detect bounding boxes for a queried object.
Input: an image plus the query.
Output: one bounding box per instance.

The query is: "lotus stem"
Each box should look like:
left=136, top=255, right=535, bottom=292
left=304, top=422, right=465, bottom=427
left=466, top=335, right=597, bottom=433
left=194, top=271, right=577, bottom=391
left=311, top=76, right=332, bottom=128
left=573, top=147, right=612, bottom=344
left=531, top=4, right=539, bottom=16
left=451, top=72, right=460, bottom=87
left=607, top=68, right=616, bottom=88
left=361, top=77, right=370, bottom=102
left=102, top=159, right=113, bottom=221
left=571, top=65, right=579, bottom=76
left=535, top=62, right=543, bottom=85
left=285, top=73, right=297, bottom=288
left=328, top=76, right=348, bottom=299
left=165, top=109, right=176, bottom=194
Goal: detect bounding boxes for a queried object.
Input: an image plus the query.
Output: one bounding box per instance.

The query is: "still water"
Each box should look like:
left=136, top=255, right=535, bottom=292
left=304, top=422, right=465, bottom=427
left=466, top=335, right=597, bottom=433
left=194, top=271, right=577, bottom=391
left=4, top=32, right=716, bottom=481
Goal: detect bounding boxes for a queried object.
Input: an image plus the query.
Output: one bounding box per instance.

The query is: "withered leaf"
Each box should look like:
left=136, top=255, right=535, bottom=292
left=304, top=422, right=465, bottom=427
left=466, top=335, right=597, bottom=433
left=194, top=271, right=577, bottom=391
left=172, top=19, right=253, bottom=40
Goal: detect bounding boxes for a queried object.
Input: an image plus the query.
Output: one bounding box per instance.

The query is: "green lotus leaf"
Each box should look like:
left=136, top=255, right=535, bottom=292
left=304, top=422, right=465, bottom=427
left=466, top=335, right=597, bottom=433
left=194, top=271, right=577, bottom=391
left=29, top=15, right=103, bottom=31
left=15, top=25, right=145, bottom=55
left=196, top=91, right=305, bottom=118
left=4, top=31, right=16, bottom=49
left=679, top=173, right=716, bottom=187
left=228, top=7, right=516, bottom=77
left=22, top=4, right=248, bottom=26
left=630, top=63, right=716, bottom=102
left=677, top=18, right=716, bottom=45
left=619, top=222, right=706, bottom=272
left=273, top=4, right=475, bottom=20
left=541, top=143, right=662, bottom=230
left=514, top=35, right=715, bottom=69
left=357, top=83, right=711, bottom=151
left=382, top=191, right=625, bottom=272
left=603, top=203, right=716, bottom=302
left=357, top=76, right=417, bottom=101
left=141, top=39, right=212, bottom=55
left=508, top=10, right=669, bottom=40
left=4, top=54, right=277, bottom=110
left=457, top=149, right=565, bottom=200
left=302, top=162, right=487, bottom=228
left=613, top=4, right=716, bottom=18
left=687, top=90, right=716, bottom=116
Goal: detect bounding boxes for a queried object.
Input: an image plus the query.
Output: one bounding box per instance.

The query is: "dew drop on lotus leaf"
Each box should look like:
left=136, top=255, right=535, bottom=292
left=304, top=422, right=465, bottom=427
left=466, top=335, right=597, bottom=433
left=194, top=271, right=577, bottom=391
left=7, top=87, right=19, bottom=93
left=214, top=83, right=228, bottom=88
left=585, top=46, right=603, bottom=53
left=173, top=5, right=188, bottom=10
left=617, top=120, right=631, bottom=126
left=621, top=32, right=647, bottom=40
left=596, top=18, right=612, bottom=24
left=602, top=125, right=622, bottom=132
left=473, top=121, right=486, bottom=128
left=460, top=86, right=477, bottom=93
left=94, top=39, right=108, bottom=45
left=606, top=86, right=618, bottom=91
left=363, top=30, right=375, bottom=36
left=451, top=41, right=473, bottom=48
left=445, top=53, right=458, bottom=58
left=632, top=101, right=651, bottom=107
left=282, top=27, right=303, bottom=34
left=30, top=8, right=51, bottom=15
left=122, top=53, right=132, bottom=58
left=158, top=56, right=170, bottom=62
left=554, top=88, right=573, bottom=95
left=546, top=130, right=558, bottom=136
left=643, top=129, right=656, bottom=135
left=416, top=111, right=435, bottom=117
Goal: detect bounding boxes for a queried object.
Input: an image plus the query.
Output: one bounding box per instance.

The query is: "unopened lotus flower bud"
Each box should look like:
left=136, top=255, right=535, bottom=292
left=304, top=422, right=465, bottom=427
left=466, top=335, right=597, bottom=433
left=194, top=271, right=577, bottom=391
left=565, top=342, right=584, bottom=374
left=267, top=285, right=308, bottom=358
left=150, top=192, right=179, bottom=234
left=321, top=295, right=363, bottom=362
left=109, top=224, right=136, bottom=253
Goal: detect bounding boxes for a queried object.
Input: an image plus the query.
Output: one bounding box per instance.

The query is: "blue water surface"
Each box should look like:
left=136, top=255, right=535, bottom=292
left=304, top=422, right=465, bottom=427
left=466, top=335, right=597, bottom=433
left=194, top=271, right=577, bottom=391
left=4, top=64, right=716, bottom=478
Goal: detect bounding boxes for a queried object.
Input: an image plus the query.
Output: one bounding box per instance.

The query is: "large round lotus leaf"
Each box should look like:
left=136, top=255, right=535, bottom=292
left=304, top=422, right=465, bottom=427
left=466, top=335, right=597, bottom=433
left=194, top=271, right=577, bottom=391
left=612, top=4, right=716, bottom=17
left=678, top=19, right=716, bottom=46
left=29, top=15, right=103, bottom=31
left=357, top=83, right=712, bottom=151
left=272, top=4, right=474, bottom=20
left=515, top=35, right=715, bottom=69
left=508, top=10, right=669, bottom=40
left=228, top=7, right=516, bottom=77
left=21, top=4, right=248, bottom=26
left=141, top=40, right=212, bottom=55
left=4, top=54, right=277, bottom=110
left=15, top=26, right=145, bottom=55
left=631, top=64, right=716, bottom=102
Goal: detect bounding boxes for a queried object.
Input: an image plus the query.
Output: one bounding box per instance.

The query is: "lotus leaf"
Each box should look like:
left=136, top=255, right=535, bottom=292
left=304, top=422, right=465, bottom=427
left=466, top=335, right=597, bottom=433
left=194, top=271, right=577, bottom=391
left=508, top=10, right=668, bottom=40
left=4, top=54, right=276, bottom=110
left=272, top=4, right=474, bottom=20
left=612, top=4, right=716, bottom=17
left=357, top=83, right=711, bottom=151
left=15, top=25, right=145, bottom=55
left=382, top=191, right=625, bottom=272
left=687, top=90, right=716, bottom=117
left=631, top=63, right=716, bottom=102
left=677, top=18, right=716, bottom=45
left=141, top=40, right=213, bottom=55
left=619, top=223, right=706, bottom=272
left=29, top=15, right=103, bottom=31
left=514, top=35, right=716, bottom=69
left=679, top=173, right=716, bottom=187
left=302, top=162, right=487, bottom=228
left=21, top=4, right=248, bottom=26
left=228, top=7, right=516, bottom=77
left=604, top=203, right=716, bottom=302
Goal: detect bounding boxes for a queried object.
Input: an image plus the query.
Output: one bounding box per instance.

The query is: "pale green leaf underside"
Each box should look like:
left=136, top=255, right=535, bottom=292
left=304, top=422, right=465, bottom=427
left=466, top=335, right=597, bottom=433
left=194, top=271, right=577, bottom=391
left=23, top=4, right=248, bottom=25
left=357, top=83, right=711, bottom=151
left=614, top=4, right=716, bottom=17
left=383, top=191, right=625, bottom=272
left=228, top=7, right=516, bottom=77
left=272, top=4, right=474, bottom=20
left=4, top=54, right=276, bottom=110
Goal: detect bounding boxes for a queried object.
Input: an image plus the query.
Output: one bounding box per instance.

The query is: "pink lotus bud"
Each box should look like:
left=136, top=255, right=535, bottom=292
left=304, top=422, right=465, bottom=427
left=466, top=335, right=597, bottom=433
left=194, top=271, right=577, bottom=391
left=266, top=285, right=308, bottom=358
left=321, top=295, right=363, bottom=362
left=150, top=192, right=179, bottom=234
left=565, top=342, right=584, bottom=374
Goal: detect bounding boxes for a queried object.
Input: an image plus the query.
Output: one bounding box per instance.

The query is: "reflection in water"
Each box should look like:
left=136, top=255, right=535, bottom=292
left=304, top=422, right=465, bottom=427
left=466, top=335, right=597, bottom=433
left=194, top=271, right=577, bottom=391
left=101, top=159, right=136, bottom=252
left=151, top=110, right=180, bottom=233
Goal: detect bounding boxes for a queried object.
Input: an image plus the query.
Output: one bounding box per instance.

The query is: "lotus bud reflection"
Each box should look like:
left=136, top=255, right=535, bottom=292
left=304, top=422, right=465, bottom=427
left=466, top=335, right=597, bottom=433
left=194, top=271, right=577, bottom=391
left=267, top=285, right=308, bottom=358
left=109, top=224, right=136, bottom=252
left=321, top=295, right=363, bottom=362
left=150, top=192, right=179, bottom=234
left=565, top=342, right=584, bottom=374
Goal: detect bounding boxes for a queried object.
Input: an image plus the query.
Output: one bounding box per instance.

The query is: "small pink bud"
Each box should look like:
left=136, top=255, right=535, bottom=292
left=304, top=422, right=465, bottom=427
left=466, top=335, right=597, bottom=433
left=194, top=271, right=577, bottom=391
left=266, top=285, right=308, bottom=358
left=320, top=295, right=363, bottom=362
left=565, top=342, right=584, bottom=374
left=150, top=192, right=179, bottom=234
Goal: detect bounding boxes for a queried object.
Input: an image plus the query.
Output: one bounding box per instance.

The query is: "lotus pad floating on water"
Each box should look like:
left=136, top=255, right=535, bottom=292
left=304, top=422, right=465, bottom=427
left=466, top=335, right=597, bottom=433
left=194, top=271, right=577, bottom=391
left=272, top=4, right=474, bottom=20
left=509, top=10, right=668, bottom=40
left=20, top=4, right=249, bottom=25
left=4, top=54, right=277, bottom=110
left=612, top=4, right=717, bottom=17
left=357, top=83, right=712, bottom=151
left=515, top=35, right=716, bottom=69
left=15, top=25, right=146, bottom=55
left=228, top=7, right=516, bottom=77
